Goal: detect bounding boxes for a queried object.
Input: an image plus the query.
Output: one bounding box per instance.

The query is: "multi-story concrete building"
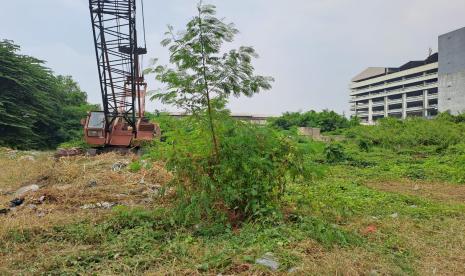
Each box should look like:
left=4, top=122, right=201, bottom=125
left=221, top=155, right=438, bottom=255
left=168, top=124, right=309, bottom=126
left=350, top=26, right=465, bottom=124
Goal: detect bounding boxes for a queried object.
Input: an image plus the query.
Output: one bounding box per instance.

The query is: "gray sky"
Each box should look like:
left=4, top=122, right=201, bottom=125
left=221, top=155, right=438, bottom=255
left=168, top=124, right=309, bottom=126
left=1, top=0, right=464, bottom=115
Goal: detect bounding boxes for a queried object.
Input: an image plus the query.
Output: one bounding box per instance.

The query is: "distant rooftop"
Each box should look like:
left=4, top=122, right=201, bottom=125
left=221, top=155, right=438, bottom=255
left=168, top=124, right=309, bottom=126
left=167, top=112, right=274, bottom=120
left=352, top=52, right=438, bottom=82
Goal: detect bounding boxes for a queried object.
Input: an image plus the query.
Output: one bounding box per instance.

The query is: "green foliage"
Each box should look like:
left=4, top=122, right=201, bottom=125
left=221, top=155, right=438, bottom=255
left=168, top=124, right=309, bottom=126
left=324, top=142, right=347, bottom=164
left=145, top=2, right=273, bottom=159
left=146, top=3, right=273, bottom=111
left=144, top=3, right=288, bottom=222
left=436, top=111, right=465, bottom=123
left=291, top=171, right=464, bottom=224
left=214, top=121, right=314, bottom=216
left=4, top=205, right=365, bottom=274
left=147, top=115, right=315, bottom=221
left=0, top=40, right=98, bottom=149
left=332, top=116, right=465, bottom=183
left=270, top=110, right=357, bottom=132
left=128, top=161, right=142, bottom=173
left=58, top=138, right=90, bottom=149
left=296, top=217, right=362, bottom=248
left=345, top=117, right=463, bottom=151
left=357, top=138, right=373, bottom=152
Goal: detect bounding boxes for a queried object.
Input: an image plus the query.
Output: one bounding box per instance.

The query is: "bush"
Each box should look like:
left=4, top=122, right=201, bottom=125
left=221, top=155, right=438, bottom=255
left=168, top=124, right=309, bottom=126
left=345, top=117, right=463, bottom=151
left=147, top=116, right=314, bottom=223
left=324, top=143, right=347, bottom=164
left=270, top=110, right=357, bottom=132
left=357, top=138, right=372, bottom=152
left=215, top=122, right=309, bottom=217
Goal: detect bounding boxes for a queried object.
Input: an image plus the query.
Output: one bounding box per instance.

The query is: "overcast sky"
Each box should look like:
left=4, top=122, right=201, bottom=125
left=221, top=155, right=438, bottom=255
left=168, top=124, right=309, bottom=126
left=1, top=0, right=464, bottom=115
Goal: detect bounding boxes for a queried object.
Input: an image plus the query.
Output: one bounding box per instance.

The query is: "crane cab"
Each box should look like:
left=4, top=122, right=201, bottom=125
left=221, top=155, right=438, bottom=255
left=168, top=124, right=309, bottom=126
left=83, top=111, right=159, bottom=147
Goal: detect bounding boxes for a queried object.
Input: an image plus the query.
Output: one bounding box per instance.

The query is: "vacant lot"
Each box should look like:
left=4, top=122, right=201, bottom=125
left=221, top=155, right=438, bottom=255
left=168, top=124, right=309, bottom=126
left=1, top=132, right=464, bottom=276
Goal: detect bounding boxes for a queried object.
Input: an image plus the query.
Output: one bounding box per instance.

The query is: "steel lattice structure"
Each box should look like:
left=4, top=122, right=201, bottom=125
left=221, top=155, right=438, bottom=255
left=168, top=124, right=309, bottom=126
left=88, top=0, right=146, bottom=132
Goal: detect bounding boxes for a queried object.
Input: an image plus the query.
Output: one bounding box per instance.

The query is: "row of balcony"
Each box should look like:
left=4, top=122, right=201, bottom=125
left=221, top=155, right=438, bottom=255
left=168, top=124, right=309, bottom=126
left=350, top=82, right=438, bottom=102
left=351, top=72, right=438, bottom=95
left=351, top=94, right=438, bottom=111
left=355, top=104, right=438, bottom=117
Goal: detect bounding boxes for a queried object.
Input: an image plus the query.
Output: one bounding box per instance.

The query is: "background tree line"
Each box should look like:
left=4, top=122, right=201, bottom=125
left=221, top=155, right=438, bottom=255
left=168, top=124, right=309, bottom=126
left=269, top=110, right=359, bottom=132
left=0, top=40, right=98, bottom=150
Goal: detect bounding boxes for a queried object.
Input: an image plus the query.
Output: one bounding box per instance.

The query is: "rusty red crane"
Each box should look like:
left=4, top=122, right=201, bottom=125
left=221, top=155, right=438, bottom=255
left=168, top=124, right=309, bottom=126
left=83, top=0, right=157, bottom=149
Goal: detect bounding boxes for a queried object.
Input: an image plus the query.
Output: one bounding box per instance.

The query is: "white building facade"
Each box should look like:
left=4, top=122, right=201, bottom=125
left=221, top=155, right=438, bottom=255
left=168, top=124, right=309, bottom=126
left=350, top=26, right=465, bottom=124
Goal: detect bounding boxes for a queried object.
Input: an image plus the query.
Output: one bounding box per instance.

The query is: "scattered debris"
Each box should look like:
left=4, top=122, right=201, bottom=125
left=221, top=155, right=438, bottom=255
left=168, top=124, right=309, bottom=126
left=147, top=184, right=163, bottom=195
left=6, top=149, right=18, bottom=159
left=9, top=198, right=24, bottom=207
left=141, top=159, right=151, bottom=169
left=19, top=155, right=35, bottom=161
left=288, top=267, right=298, bottom=273
left=362, top=224, right=377, bottom=235
left=112, top=161, right=129, bottom=172
left=54, top=147, right=84, bottom=159
left=390, top=213, right=399, bottom=219
left=86, top=148, right=98, bottom=157
left=140, top=198, right=154, bottom=204
left=81, top=202, right=117, bottom=210
left=369, top=269, right=379, bottom=276
left=255, top=252, right=280, bottom=271
left=87, top=179, right=98, bottom=188
left=38, top=195, right=46, bottom=203
left=28, top=204, right=37, bottom=210
left=57, top=184, right=72, bottom=191
left=129, top=187, right=146, bottom=195
left=15, top=184, right=40, bottom=197
left=0, top=208, right=10, bottom=215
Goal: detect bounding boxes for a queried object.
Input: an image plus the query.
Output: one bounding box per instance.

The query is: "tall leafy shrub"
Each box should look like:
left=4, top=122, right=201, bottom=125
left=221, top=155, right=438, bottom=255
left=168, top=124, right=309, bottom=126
left=148, top=115, right=312, bottom=222
left=146, top=3, right=313, bottom=222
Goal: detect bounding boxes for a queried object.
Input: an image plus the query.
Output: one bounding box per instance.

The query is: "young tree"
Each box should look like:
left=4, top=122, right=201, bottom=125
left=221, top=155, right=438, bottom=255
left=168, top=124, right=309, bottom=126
left=145, top=2, right=273, bottom=160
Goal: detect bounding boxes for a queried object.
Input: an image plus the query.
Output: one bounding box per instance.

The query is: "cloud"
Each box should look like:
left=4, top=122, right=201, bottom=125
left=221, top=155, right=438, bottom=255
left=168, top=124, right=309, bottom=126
left=1, top=0, right=464, bottom=116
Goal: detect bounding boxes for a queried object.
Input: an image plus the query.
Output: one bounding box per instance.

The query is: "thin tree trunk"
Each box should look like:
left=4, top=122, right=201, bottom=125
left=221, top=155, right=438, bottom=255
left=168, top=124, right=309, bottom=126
left=197, top=9, right=220, bottom=162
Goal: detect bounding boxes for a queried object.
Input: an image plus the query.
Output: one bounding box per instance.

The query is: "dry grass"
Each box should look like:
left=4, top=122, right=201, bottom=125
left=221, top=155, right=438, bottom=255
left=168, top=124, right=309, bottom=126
left=0, top=148, right=52, bottom=192
left=364, top=181, right=465, bottom=272
left=282, top=240, right=401, bottom=275
left=2, top=149, right=465, bottom=275
left=365, top=180, right=465, bottom=204
left=361, top=180, right=465, bottom=274
left=0, top=150, right=174, bottom=274
left=0, top=150, right=172, bottom=236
